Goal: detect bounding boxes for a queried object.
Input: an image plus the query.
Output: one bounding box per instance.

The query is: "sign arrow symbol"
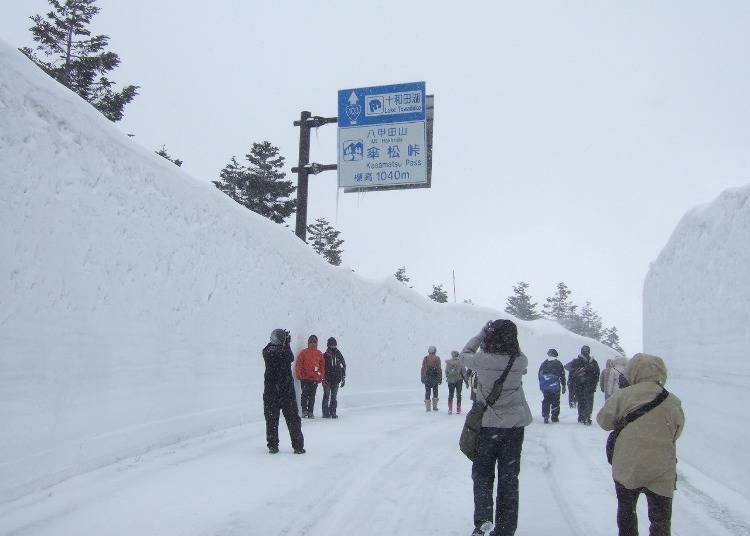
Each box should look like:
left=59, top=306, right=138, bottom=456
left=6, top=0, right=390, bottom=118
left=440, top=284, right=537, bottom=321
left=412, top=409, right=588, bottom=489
left=348, top=91, right=359, bottom=105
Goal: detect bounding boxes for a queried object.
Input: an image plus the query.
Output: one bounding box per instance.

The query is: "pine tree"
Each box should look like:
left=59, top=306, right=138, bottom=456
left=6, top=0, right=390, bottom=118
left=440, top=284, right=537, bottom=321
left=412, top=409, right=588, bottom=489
left=20, top=0, right=138, bottom=122
left=156, top=146, right=183, bottom=167
left=428, top=284, right=448, bottom=303
left=307, top=217, right=344, bottom=266
left=601, top=326, right=625, bottom=354
left=543, top=282, right=576, bottom=321
left=394, top=267, right=410, bottom=285
left=504, top=281, right=542, bottom=321
left=213, top=142, right=296, bottom=224
left=579, top=301, right=603, bottom=340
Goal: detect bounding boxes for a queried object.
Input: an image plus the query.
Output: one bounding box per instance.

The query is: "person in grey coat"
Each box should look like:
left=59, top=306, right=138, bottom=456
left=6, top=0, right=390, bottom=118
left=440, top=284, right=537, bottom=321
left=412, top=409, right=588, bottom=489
left=460, top=319, right=532, bottom=536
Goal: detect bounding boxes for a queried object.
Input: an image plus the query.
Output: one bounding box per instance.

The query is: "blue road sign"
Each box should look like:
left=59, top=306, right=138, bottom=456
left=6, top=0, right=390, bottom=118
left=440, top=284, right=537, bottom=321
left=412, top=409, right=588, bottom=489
left=338, top=82, right=426, bottom=128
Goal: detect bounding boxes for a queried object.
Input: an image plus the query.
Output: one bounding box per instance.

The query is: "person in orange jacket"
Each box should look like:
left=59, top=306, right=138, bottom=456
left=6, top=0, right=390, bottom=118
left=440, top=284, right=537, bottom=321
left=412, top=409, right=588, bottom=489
left=295, top=334, right=325, bottom=418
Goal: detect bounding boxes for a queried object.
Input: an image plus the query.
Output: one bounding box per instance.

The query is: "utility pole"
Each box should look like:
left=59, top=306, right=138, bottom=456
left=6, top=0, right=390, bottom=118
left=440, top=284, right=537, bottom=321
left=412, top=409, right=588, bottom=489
left=292, top=112, right=337, bottom=242
left=453, top=270, right=457, bottom=303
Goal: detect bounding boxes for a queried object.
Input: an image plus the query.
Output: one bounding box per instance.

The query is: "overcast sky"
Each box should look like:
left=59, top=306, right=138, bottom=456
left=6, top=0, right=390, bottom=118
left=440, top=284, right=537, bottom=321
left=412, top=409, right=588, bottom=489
left=3, top=0, right=749, bottom=354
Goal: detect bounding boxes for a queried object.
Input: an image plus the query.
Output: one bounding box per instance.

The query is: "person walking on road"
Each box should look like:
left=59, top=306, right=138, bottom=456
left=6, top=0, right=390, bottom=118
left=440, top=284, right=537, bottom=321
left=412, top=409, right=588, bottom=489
left=262, top=329, right=305, bottom=454
left=322, top=337, right=346, bottom=419
left=597, top=353, right=684, bottom=536
left=538, top=349, right=566, bottom=423
left=570, top=345, right=600, bottom=425
left=460, top=319, right=532, bottom=536
left=445, top=350, right=467, bottom=414
left=601, top=358, right=628, bottom=400
left=421, top=346, right=442, bottom=411
left=295, top=334, right=325, bottom=418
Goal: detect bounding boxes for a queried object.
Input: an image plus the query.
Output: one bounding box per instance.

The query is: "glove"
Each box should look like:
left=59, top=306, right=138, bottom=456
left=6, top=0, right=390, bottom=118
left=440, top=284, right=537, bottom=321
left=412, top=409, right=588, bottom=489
left=340, top=378, right=345, bottom=388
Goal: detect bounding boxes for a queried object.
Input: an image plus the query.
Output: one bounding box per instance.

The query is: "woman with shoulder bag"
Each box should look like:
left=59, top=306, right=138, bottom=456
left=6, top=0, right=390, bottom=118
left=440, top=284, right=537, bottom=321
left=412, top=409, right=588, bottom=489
left=459, top=319, right=532, bottom=536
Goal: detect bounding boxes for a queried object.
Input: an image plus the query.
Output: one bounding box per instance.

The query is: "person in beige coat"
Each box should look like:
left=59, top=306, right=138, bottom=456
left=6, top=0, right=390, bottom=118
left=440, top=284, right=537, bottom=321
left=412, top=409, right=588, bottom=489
left=597, top=353, right=685, bottom=536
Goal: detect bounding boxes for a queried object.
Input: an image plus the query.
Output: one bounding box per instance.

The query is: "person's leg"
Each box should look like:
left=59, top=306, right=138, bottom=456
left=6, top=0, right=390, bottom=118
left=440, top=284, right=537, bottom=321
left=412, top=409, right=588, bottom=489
left=472, top=428, right=498, bottom=530
left=264, top=394, right=280, bottom=450
left=551, top=392, right=561, bottom=422
left=280, top=392, right=304, bottom=451
left=576, top=387, right=587, bottom=422
left=541, top=392, right=551, bottom=421
left=300, top=380, right=310, bottom=417
left=493, top=427, right=524, bottom=536
left=425, top=385, right=431, bottom=401
left=308, top=383, right=318, bottom=417
left=448, top=383, right=456, bottom=413
left=456, top=382, right=463, bottom=413
left=615, top=481, right=640, bottom=536
left=329, top=383, right=339, bottom=416
left=584, top=390, right=594, bottom=422
left=322, top=382, right=331, bottom=417
left=644, top=489, right=672, bottom=536
left=432, top=385, right=439, bottom=410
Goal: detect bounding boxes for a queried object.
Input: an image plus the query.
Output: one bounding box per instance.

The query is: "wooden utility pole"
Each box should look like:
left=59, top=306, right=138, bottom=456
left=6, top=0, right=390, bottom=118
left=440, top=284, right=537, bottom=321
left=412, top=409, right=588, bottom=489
left=292, top=112, right=337, bottom=242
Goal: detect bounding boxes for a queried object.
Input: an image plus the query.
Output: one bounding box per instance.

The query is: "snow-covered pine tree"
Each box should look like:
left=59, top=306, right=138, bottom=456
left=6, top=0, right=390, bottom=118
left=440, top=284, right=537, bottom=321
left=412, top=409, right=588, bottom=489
left=579, top=301, right=603, bottom=340
left=20, top=0, right=138, bottom=122
left=213, top=142, right=296, bottom=224
left=543, top=282, right=576, bottom=321
left=156, top=146, right=183, bottom=167
left=428, top=284, right=448, bottom=303
left=307, top=217, right=344, bottom=266
left=504, top=281, right=542, bottom=320
left=394, top=266, right=410, bottom=285
left=601, top=326, right=625, bottom=354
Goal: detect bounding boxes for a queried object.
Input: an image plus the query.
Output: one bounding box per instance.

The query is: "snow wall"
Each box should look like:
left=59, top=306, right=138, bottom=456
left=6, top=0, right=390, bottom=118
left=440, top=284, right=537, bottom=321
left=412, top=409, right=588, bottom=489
left=0, top=39, right=618, bottom=503
left=644, top=185, right=750, bottom=499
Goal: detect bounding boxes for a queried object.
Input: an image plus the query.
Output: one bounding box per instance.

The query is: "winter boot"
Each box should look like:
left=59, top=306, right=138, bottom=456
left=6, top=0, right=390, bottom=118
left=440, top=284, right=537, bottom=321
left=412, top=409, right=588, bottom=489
left=432, top=398, right=439, bottom=411
left=294, top=448, right=306, bottom=454
left=425, top=400, right=431, bottom=412
left=268, top=446, right=279, bottom=454
left=456, top=400, right=462, bottom=414
left=544, top=417, right=549, bottom=424
left=448, top=400, right=453, bottom=414
left=471, top=521, right=493, bottom=535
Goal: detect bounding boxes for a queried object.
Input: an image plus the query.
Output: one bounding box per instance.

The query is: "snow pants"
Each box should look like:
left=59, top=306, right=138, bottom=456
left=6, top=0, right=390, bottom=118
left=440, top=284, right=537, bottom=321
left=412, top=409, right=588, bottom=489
left=263, top=389, right=304, bottom=451
left=615, top=482, right=672, bottom=536
left=322, top=382, right=339, bottom=417
left=300, top=380, right=318, bottom=416
left=424, top=384, right=438, bottom=400
left=448, top=381, right=463, bottom=403
left=576, top=386, right=595, bottom=422
left=541, top=391, right=561, bottom=421
left=472, top=426, right=524, bottom=536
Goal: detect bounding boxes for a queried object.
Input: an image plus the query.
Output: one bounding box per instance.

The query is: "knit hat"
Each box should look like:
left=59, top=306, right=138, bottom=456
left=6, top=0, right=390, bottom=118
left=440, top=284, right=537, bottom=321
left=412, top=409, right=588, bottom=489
left=308, top=334, right=318, bottom=344
left=327, top=337, right=337, bottom=347
left=547, top=348, right=558, bottom=358
left=428, top=345, right=437, bottom=354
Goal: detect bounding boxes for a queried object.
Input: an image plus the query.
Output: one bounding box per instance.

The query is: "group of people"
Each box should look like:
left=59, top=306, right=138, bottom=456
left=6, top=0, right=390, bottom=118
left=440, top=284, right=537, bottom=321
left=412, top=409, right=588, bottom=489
left=453, top=319, right=684, bottom=536
left=262, top=330, right=347, bottom=455
left=420, top=347, right=470, bottom=414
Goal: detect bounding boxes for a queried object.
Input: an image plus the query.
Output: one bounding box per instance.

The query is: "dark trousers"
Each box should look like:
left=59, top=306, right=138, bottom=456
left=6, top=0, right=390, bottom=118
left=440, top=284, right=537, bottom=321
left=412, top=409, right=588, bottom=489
left=615, top=482, right=672, bottom=536
left=448, top=381, right=463, bottom=402
left=541, top=391, right=561, bottom=420
left=300, top=380, right=318, bottom=416
left=424, top=384, right=438, bottom=400
left=263, top=390, right=304, bottom=450
left=322, top=381, right=339, bottom=417
left=568, top=383, right=577, bottom=407
left=472, top=427, right=524, bottom=536
left=576, top=386, right=594, bottom=422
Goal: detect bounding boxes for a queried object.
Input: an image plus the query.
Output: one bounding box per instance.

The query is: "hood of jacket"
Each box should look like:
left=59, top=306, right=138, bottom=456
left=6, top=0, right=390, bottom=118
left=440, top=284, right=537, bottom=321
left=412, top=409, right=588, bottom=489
left=626, top=353, right=667, bottom=386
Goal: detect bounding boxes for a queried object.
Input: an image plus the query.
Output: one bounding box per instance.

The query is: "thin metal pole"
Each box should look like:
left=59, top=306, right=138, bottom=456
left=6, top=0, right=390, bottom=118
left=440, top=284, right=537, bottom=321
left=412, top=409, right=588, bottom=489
left=294, top=111, right=311, bottom=241
left=453, top=270, right=457, bottom=303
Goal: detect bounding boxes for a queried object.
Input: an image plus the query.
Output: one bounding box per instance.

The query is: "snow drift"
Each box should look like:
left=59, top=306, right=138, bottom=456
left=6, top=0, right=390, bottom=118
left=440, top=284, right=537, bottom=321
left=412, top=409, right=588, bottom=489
left=0, top=39, right=617, bottom=503
left=644, top=184, right=750, bottom=499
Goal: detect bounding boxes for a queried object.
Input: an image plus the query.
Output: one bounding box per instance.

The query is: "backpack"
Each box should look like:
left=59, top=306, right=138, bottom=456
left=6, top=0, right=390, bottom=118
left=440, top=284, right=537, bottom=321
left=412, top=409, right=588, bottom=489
left=539, top=373, right=561, bottom=393
left=446, top=365, right=461, bottom=384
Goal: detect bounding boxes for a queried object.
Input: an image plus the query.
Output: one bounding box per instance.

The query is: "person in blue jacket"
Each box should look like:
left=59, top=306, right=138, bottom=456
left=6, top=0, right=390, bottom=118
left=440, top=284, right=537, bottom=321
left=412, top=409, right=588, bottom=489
left=538, top=349, right=566, bottom=423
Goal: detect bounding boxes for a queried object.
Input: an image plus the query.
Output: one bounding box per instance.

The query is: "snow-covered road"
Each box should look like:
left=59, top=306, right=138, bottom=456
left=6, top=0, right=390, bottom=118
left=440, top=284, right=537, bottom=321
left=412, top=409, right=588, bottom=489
left=1, top=397, right=749, bottom=536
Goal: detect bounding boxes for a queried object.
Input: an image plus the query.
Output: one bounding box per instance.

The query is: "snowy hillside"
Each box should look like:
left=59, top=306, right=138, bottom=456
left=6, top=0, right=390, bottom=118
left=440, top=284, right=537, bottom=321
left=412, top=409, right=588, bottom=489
left=0, top=39, right=618, bottom=504
left=644, top=185, right=750, bottom=500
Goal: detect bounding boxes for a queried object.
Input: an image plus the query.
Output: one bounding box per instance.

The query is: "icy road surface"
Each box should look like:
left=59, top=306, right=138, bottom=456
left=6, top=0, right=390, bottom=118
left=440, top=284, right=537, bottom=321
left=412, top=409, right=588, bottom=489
left=1, top=397, right=748, bottom=536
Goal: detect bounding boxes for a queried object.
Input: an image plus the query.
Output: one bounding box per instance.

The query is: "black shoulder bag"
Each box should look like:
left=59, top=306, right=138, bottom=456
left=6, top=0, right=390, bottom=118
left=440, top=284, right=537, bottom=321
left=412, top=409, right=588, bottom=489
left=459, top=355, right=517, bottom=461
left=606, top=388, right=669, bottom=464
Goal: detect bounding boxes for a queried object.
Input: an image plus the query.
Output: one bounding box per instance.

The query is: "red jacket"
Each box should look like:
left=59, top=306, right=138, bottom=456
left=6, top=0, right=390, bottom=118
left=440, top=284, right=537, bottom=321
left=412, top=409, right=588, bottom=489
left=295, top=343, right=325, bottom=382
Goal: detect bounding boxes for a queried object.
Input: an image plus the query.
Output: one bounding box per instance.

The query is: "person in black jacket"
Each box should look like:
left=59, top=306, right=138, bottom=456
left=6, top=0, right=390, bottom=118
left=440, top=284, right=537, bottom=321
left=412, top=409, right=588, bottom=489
left=538, top=349, right=566, bottom=423
left=322, top=337, right=347, bottom=418
left=263, top=329, right=305, bottom=454
left=569, top=345, right=600, bottom=425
